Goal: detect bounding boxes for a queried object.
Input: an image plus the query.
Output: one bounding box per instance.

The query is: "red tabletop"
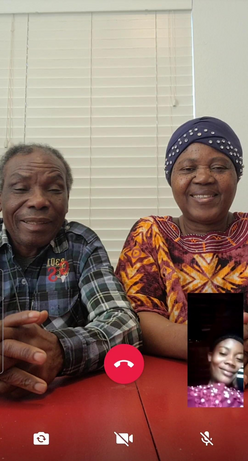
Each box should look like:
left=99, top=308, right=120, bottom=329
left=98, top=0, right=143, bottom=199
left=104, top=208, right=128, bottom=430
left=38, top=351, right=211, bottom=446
left=0, top=371, right=158, bottom=461
left=137, top=356, right=247, bottom=461
left=1, top=356, right=247, bottom=461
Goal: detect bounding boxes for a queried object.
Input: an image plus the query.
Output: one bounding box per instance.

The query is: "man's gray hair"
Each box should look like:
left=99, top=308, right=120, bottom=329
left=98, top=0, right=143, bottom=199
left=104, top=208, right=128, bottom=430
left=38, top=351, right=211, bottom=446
left=0, top=143, right=73, bottom=192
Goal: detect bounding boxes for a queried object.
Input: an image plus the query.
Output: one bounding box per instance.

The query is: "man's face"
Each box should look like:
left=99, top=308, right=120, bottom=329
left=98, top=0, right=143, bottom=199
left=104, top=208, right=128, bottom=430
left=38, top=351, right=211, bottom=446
left=0, top=150, right=69, bottom=257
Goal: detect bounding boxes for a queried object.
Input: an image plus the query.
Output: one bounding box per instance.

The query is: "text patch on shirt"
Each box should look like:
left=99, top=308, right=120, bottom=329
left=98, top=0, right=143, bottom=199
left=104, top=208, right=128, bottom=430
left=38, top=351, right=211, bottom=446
left=47, top=258, right=70, bottom=283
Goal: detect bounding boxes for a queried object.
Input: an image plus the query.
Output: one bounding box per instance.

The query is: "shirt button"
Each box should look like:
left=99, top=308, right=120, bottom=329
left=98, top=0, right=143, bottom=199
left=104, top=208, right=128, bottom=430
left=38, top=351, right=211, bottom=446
left=21, top=279, right=26, bottom=285
left=65, top=225, right=70, bottom=230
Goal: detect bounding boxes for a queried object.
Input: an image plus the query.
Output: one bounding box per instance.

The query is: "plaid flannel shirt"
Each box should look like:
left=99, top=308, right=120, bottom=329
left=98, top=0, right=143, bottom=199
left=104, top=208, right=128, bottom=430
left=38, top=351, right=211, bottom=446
left=0, top=219, right=142, bottom=375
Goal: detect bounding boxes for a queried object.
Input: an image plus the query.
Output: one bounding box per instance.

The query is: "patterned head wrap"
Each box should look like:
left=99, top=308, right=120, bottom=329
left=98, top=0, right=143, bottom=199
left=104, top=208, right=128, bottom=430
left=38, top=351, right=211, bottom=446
left=165, top=116, right=244, bottom=185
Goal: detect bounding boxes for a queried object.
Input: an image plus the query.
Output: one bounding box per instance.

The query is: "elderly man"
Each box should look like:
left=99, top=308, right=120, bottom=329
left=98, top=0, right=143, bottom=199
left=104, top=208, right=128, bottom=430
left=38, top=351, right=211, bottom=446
left=0, top=144, right=142, bottom=397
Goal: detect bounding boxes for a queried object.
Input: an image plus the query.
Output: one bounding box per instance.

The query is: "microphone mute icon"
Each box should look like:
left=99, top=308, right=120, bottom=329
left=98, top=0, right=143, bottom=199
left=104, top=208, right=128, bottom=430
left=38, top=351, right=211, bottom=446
left=200, top=431, right=213, bottom=446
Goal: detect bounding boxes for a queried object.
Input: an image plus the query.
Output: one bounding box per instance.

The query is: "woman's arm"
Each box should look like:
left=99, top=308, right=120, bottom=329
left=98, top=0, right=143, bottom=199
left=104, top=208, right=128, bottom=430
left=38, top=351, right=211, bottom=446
left=138, top=311, right=187, bottom=360
left=116, top=218, right=187, bottom=360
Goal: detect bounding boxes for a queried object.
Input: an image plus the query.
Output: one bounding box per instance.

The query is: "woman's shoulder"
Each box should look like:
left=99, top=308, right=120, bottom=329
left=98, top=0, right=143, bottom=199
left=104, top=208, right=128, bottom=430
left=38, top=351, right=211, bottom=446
left=188, top=383, right=244, bottom=408
left=233, top=211, right=248, bottom=219
left=129, top=216, right=174, bottom=237
left=232, top=211, right=248, bottom=224
left=134, top=215, right=172, bottom=224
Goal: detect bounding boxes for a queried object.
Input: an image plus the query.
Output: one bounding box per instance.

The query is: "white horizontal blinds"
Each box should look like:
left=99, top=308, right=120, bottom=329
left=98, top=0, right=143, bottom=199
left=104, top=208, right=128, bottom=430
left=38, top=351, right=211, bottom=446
left=156, top=12, right=193, bottom=213
left=91, top=12, right=159, bottom=264
left=90, top=12, right=193, bottom=264
left=0, top=15, right=27, bottom=152
left=0, top=11, right=193, bottom=266
left=26, top=13, right=92, bottom=228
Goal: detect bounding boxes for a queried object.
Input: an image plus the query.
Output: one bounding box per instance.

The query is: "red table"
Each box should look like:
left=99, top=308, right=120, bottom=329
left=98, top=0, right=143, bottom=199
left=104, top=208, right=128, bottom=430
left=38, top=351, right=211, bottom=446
left=137, top=356, right=247, bottom=461
left=0, top=371, right=157, bottom=461
left=1, top=356, right=247, bottom=461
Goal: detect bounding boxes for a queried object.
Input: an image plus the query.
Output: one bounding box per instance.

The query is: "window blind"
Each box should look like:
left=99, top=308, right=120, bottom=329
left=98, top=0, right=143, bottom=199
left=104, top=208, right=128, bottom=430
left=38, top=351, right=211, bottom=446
left=0, top=11, right=193, bottom=266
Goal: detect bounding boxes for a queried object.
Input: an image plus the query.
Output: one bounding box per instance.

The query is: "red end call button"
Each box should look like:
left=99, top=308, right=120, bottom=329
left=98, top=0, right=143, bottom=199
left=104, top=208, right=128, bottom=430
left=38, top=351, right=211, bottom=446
left=104, top=345, right=144, bottom=384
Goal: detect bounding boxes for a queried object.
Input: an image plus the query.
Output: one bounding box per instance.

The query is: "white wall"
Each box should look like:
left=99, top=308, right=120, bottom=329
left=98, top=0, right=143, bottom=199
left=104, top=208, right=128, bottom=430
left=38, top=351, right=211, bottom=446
left=193, top=0, right=248, bottom=211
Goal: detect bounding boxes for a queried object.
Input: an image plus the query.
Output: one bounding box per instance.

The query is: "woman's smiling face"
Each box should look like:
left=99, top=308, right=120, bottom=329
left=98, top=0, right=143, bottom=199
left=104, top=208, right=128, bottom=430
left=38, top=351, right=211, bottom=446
left=170, top=143, right=238, bottom=233
left=208, top=338, right=243, bottom=386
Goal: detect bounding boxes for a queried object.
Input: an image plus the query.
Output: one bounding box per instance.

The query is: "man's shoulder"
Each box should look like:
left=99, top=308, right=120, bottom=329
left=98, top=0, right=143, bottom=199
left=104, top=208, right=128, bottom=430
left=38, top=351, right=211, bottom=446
left=52, top=221, right=104, bottom=255
left=63, top=221, right=100, bottom=246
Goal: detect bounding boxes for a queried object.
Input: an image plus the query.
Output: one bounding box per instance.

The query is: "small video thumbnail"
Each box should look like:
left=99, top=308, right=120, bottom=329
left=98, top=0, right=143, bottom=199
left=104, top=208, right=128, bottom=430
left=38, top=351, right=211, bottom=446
left=188, top=293, right=244, bottom=408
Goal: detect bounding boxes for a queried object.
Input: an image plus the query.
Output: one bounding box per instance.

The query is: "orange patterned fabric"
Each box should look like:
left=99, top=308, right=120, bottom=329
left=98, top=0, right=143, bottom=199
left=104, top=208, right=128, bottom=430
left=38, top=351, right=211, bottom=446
left=115, top=213, right=248, bottom=324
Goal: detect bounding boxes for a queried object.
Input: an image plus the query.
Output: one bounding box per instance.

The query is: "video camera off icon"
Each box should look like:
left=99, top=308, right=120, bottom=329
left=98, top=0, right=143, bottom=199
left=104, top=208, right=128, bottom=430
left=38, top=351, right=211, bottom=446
left=114, top=432, right=133, bottom=447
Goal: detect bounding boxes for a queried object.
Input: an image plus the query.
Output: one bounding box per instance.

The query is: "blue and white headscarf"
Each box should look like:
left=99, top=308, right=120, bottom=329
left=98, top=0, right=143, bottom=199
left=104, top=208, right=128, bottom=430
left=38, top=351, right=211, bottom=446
left=165, top=116, right=244, bottom=185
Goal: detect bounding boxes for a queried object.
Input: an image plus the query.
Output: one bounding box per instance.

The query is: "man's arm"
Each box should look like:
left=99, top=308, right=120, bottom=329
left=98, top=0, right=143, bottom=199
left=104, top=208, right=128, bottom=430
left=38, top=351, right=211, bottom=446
left=138, top=312, right=187, bottom=360
left=0, top=234, right=142, bottom=395
left=44, top=230, right=142, bottom=376
left=52, top=264, right=142, bottom=375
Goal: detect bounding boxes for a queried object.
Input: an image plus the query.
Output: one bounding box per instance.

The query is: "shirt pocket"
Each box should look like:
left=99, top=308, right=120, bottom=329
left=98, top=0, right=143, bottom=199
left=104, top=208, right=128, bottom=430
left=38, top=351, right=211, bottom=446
left=32, top=289, right=80, bottom=321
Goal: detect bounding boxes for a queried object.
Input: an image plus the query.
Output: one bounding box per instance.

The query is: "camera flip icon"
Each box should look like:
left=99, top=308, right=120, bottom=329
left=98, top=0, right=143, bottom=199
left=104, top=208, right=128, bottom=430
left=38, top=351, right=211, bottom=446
left=33, top=432, right=49, bottom=445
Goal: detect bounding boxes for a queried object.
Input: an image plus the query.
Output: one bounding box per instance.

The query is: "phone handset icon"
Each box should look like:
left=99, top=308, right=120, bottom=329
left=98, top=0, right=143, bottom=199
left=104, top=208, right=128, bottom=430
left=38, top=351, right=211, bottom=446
left=114, top=359, right=134, bottom=368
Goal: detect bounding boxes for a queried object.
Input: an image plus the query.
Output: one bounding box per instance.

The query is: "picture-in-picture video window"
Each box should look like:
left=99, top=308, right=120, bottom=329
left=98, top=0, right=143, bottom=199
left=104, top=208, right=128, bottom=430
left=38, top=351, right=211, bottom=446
left=188, top=293, right=244, bottom=408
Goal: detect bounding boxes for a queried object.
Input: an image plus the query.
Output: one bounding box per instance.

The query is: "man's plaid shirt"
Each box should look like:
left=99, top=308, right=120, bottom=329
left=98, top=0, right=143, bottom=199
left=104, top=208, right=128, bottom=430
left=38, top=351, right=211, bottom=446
left=0, top=219, right=142, bottom=375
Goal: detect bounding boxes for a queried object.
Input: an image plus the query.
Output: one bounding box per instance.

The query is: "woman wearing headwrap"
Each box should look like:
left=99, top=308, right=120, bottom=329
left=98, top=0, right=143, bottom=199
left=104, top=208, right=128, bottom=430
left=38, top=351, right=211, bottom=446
left=115, top=116, right=248, bottom=378
left=188, top=334, right=244, bottom=407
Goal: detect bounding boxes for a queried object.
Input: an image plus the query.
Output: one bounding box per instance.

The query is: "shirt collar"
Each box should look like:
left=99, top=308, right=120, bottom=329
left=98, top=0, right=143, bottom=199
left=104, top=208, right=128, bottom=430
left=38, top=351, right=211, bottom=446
left=0, top=221, right=10, bottom=248
left=50, top=220, right=69, bottom=253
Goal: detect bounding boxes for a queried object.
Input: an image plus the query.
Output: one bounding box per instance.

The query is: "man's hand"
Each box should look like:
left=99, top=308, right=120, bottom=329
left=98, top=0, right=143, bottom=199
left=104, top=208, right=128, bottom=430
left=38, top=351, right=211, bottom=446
left=0, top=311, right=48, bottom=372
left=0, top=311, right=64, bottom=396
left=243, top=312, right=248, bottom=387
